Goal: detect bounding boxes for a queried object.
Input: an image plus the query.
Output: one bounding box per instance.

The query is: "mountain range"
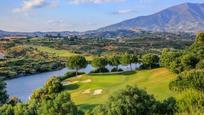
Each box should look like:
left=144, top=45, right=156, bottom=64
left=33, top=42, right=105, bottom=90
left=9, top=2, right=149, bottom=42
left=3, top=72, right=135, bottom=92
left=98, top=3, right=204, bottom=33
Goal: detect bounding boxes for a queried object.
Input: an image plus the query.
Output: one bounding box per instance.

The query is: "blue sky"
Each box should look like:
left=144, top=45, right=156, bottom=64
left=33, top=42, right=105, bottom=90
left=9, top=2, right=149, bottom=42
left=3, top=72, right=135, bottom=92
left=0, top=0, right=203, bottom=32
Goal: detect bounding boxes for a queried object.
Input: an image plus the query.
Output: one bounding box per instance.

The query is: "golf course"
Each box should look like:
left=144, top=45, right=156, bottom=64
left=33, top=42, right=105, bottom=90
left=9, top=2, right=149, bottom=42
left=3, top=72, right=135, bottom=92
left=63, top=68, right=177, bottom=111
left=34, top=46, right=94, bottom=61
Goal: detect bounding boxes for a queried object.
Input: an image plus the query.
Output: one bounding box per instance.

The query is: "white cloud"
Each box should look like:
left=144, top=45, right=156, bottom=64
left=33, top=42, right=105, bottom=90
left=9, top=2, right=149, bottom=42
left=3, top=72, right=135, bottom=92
left=14, top=0, right=58, bottom=13
left=69, top=0, right=125, bottom=4
left=112, top=9, right=136, bottom=15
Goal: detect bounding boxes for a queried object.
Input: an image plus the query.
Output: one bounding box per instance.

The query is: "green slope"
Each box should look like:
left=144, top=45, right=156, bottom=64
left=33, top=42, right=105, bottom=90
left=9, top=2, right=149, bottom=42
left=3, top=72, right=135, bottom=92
left=63, top=68, right=177, bottom=111
left=33, top=46, right=93, bottom=61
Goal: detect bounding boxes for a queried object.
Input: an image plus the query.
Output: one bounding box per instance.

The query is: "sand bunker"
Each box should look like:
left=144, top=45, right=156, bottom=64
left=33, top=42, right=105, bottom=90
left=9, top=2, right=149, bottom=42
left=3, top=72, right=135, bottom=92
left=70, top=81, right=79, bottom=84
left=81, top=79, right=92, bottom=83
left=93, top=89, right=103, bottom=95
left=68, top=79, right=91, bottom=84
left=82, top=89, right=91, bottom=94
left=77, top=75, right=83, bottom=78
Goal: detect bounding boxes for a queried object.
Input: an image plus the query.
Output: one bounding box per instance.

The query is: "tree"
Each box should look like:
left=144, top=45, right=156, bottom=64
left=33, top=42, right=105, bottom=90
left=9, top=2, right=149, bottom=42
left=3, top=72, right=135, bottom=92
left=92, top=57, right=108, bottom=72
left=66, top=55, right=88, bottom=76
left=181, top=54, right=199, bottom=70
left=44, top=77, right=63, bottom=94
left=8, top=96, right=22, bottom=106
left=0, top=78, right=8, bottom=105
left=142, top=53, right=159, bottom=69
left=160, top=49, right=182, bottom=68
left=109, top=56, right=120, bottom=70
left=120, top=54, right=138, bottom=71
left=38, top=92, right=80, bottom=115
left=169, top=59, right=183, bottom=73
left=30, top=88, right=46, bottom=102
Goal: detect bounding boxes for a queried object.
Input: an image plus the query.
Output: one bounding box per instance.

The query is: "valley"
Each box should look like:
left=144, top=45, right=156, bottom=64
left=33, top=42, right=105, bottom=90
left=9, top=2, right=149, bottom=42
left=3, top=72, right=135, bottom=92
left=0, top=1, right=204, bottom=115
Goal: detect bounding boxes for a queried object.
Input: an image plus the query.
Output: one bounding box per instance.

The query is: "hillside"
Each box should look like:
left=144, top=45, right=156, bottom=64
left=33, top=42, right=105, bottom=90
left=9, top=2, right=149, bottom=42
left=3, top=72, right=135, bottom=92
left=63, top=68, right=177, bottom=111
left=99, top=3, right=204, bottom=32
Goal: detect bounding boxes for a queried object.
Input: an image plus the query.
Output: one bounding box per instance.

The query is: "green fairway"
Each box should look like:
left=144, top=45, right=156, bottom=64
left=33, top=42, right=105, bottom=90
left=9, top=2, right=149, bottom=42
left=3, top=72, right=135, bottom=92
left=63, top=68, right=177, bottom=111
left=33, top=46, right=93, bottom=61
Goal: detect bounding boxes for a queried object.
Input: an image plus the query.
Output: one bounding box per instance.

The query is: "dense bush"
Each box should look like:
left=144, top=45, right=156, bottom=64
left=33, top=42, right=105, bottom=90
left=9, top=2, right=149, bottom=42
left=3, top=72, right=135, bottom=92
left=176, top=89, right=204, bottom=113
left=169, top=70, right=204, bottom=91
left=196, top=60, right=204, bottom=69
left=160, top=49, right=182, bottom=68
left=38, top=92, right=79, bottom=115
left=181, top=54, right=199, bottom=70
left=88, top=86, right=176, bottom=115
left=44, top=77, right=63, bottom=94
left=161, top=33, right=204, bottom=74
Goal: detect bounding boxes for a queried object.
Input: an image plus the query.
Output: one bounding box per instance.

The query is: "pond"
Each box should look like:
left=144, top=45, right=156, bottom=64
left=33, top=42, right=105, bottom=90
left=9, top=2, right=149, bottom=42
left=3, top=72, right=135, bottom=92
left=6, top=63, right=140, bottom=102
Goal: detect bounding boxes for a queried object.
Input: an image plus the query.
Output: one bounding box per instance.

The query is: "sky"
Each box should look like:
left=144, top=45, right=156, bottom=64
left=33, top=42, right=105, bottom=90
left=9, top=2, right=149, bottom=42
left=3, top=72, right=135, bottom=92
left=0, top=0, right=204, bottom=32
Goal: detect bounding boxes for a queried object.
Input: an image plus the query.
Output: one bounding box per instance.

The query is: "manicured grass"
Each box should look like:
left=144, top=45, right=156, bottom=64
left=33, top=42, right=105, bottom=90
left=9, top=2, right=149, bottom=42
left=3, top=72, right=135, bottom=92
left=33, top=46, right=93, bottom=61
left=64, top=68, right=177, bottom=112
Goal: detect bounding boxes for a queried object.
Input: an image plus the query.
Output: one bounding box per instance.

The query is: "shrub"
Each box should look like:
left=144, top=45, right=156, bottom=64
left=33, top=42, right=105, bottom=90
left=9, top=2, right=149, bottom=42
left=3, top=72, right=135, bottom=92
left=196, top=60, right=204, bottom=69
left=44, top=77, right=63, bottom=94
left=181, top=54, right=199, bottom=70
left=0, top=104, right=14, bottom=115
left=169, top=70, right=204, bottom=91
left=176, top=89, right=204, bottom=113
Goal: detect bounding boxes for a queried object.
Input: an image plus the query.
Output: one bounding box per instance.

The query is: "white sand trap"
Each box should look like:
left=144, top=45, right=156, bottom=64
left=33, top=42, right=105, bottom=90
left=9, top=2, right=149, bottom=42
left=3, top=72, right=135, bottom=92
left=82, top=89, right=91, bottom=94
left=81, top=79, right=92, bottom=83
left=93, top=89, right=103, bottom=95
left=70, top=81, right=79, bottom=84
left=77, top=75, right=83, bottom=78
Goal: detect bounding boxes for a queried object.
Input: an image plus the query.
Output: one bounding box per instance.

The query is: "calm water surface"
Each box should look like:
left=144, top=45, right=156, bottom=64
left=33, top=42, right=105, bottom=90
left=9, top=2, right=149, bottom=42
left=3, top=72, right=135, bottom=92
left=6, top=64, right=140, bottom=102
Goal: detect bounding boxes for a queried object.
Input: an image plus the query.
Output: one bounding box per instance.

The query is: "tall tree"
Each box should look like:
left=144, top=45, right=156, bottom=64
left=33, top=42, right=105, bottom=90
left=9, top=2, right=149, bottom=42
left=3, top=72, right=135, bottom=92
left=142, top=53, right=159, bottom=69
left=109, top=56, right=121, bottom=70
left=44, top=77, right=63, bottom=94
left=66, top=55, right=88, bottom=76
left=92, top=57, right=108, bottom=71
left=120, top=54, right=138, bottom=71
